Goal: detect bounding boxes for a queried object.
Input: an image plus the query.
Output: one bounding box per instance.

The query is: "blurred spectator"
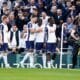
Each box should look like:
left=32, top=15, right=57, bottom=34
left=66, top=17, right=74, bottom=32
left=37, top=0, right=47, bottom=14
left=15, top=11, right=28, bottom=31
left=26, top=0, right=37, bottom=14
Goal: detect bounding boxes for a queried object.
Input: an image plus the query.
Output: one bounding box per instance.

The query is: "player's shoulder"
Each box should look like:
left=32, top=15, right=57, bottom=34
left=0, top=23, right=4, bottom=30
left=0, top=23, right=3, bottom=26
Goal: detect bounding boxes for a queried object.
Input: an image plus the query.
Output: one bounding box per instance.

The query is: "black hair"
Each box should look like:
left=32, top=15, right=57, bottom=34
left=3, top=2, right=7, bottom=5
left=12, top=24, right=17, bottom=28
left=37, top=18, right=42, bottom=27
left=48, top=17, right=55, bottom=27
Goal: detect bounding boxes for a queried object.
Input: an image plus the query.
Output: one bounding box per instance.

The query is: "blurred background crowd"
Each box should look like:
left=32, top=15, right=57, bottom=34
left=0, top=0, right=80, bottom=29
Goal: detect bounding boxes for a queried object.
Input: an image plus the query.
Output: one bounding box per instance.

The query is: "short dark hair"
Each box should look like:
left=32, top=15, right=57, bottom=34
left=37, top=18, right=42, bottom=26
left=3, top=2, right=7, bottom=5
left=48, top=17, right=55, bottom=26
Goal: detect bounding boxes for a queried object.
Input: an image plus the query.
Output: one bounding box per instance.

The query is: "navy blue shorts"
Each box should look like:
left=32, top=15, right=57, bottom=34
left=46, top=43, right=56, bottom=54
left=3, top=43, right=8, bottom=51
left=0, top=45, right=3, bottom=51
left=26, top=41, right=34, bottom=50
left=36, top=43, right=44, bottom=51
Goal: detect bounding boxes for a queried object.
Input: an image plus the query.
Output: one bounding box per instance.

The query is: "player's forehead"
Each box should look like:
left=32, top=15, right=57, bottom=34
left=12, top=25, right=17, bottom=28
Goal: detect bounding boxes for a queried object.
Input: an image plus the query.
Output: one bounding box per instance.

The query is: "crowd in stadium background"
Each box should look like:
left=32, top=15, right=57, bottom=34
left=0, top=0, right=80, bottom=69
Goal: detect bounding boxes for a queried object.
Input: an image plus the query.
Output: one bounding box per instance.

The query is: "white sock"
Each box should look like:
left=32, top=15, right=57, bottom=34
left=0, top=54, right=3, bottom=59
left=20, top=52, right=30, bottom=64
left=42, top=54, right=46, bottom=68
left=47, top=61, right=51, bottom=69
left=29, top=53, right=34, bottom=68
left=3, top=55, right=9, bottom=67
left=51, top=59, right=54, bottom=68
left=51, top=59, right=54, bottom=65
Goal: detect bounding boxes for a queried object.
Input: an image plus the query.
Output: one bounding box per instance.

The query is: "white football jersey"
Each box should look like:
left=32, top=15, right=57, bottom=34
left=19, top=32, right=27, bottom=48
left=0, top=31, right=2, bottom=44
left=47, top=24, right=57, bottom=43
left=8, top=30, right=21, bottom=48
left=1, top=23, right=8, bottom=43
left=10, top=32, right=17, bottom=48
left=41, top=16, right=49, bottom=25
left=27, top=22, right=37, bottom=41
left=35, top=24, right=45, bottom=43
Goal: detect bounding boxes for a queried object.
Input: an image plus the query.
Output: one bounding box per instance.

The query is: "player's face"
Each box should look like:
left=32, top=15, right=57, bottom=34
left=42, top=12, right=46, bottom=18
left=5, top=17, right=9, bottom=24
left=13, top=26, right=17, bottom=31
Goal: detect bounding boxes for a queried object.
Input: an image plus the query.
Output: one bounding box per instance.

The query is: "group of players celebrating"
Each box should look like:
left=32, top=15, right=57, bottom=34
left=0, top=12, right=57, bottom=68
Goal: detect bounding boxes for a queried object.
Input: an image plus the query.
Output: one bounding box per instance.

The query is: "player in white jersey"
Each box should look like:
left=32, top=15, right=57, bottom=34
left=8, top=25, right=21, bottom=54
left=35, top=18, right=47, bottom=68
left=41, top=11, right=49, bottom=25
left=46, top=17, right=57, bottom=68
left=19, top=25, right=27, bottom=51
left=20, top=15, right=37, bottom=68
left=0, top=29, right=3, bottom=51
left=0, top=15, right=10, bottom=68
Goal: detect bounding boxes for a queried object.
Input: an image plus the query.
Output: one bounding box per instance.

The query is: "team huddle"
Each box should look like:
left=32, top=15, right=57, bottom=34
left=0, top=12, right=58, bottom=68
